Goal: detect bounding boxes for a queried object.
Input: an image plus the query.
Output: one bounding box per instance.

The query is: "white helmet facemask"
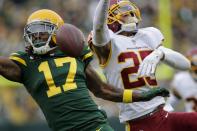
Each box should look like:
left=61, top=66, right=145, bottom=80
left=115, top=14, right=139, bottom=34
left=24, top=21, right=58, bottom=55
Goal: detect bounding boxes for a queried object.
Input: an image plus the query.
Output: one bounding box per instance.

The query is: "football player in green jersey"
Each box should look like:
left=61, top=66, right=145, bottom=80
left=0, top=9, right=169, bottom=131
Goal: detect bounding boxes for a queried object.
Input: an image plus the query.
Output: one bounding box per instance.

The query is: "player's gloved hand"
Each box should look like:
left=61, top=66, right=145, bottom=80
left=137, top=49, right=164, bottom=77
left=142, top=87, right=169, bottom=101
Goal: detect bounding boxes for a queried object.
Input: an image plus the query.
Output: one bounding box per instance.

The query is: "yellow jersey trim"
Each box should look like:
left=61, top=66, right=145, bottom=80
left=125, top=122, right=131, bottom=131
left=82, top=52, right=93, bottom=61
left=9, top=56, right=27, bottom=66
left=99, top=44, right=112, bottom=68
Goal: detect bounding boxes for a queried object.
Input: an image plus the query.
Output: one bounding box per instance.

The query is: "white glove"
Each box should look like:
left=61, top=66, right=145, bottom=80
left=138, top=49, right=164, bottom=77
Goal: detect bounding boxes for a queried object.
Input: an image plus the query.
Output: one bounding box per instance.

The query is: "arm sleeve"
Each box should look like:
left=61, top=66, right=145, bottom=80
left=158, top=46, right=191, bottom=70
left=9, top=52, right=27, bottom=80
left=144, top=27, right=190, bottom=70
left=92, top=0, right=111, bottom=47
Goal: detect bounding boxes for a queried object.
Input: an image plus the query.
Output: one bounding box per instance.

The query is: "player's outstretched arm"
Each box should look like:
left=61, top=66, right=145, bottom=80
left=158, top=46, right=191, bottom=70
left=0, top=56, right=21, bottom=82
left=85, top=64, right=169, bottom=103
left=93, top=0, right=110, bottom=47
left=91, top=0, right=111, bottom=64
left=138, top=46, right=191, bottom=77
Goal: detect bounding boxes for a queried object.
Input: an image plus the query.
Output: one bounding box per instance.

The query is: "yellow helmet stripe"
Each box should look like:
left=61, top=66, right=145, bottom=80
left=9, top=56, right=27, bottom=66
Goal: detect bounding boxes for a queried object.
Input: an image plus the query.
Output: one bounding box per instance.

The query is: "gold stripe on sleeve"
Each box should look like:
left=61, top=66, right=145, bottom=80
left=82, top=52, right=93, bottom=61
left=9, top=56, right=27, bottom=66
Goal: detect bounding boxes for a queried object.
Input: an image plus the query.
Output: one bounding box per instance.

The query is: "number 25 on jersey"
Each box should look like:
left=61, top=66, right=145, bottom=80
left=118, top=50, right=158, bottom=89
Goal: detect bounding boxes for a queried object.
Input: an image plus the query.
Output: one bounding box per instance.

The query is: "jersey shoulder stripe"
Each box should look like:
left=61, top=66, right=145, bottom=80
left=80, top=45, right=93, bottom=67
left=82, top=51, right=93, bottom=61
left=81, top=46, right=93, bottom=61
left=99, top=44, right=112, bottom=68
left=9, top=52, right=27, bottom=66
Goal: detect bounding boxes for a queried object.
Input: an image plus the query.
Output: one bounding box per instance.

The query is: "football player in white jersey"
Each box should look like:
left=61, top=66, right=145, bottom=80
left=88, top=0, right=197, bottom=130
left=168, top=48, right=197, bottom=112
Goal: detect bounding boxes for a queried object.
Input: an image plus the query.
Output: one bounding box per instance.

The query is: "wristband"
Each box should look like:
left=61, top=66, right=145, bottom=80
left=123, top=89, right=133, bottom=103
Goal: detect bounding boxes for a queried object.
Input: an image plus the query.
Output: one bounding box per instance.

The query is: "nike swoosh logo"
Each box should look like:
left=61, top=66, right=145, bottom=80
left=96, top=127, right=103, bottom=131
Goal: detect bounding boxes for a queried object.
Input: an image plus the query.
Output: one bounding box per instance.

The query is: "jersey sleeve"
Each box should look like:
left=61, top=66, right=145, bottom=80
left=81, top=45, right=94, bottom=66
left=9, top=51, right=28, bottom=82
left=143, top=27, right=164, bottom=49
left=9, top=51, right=27, bottom=68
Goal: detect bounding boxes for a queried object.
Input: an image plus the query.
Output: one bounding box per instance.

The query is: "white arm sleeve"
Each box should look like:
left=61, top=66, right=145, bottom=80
left=92, top=0, right=111, bottom=47
left=158, top=46, right=191, bottom=70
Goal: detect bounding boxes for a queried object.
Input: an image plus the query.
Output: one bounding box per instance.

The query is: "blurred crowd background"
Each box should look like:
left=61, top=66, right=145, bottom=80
left=0, top=0, right=196, bottom=131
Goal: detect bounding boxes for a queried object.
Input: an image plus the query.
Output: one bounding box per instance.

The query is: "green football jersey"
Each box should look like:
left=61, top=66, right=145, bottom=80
left=9, top=47, right=108, bottom=131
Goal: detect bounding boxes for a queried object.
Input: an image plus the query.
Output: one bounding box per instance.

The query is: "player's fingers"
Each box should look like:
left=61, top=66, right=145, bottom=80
left=137, top=63, right=144, bottom=76
left=142, top=63, right=148, bottom=76
left=150, top=63, right=157, bottom=75
left=145, top=64, right=152, bottom=76
left=140, top=63, right=148, bottom=77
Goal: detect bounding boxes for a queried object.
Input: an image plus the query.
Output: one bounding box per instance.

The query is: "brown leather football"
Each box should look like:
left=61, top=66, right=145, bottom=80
left=56, top=23, right=85, bottom=57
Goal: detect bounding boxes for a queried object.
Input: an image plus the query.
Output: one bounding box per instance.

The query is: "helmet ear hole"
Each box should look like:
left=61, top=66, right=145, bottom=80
left=130, top=12, right=134, bottom=17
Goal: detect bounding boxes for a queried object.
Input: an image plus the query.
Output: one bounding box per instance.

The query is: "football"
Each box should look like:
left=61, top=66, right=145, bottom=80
left=56, top=23, right=85, bottom=57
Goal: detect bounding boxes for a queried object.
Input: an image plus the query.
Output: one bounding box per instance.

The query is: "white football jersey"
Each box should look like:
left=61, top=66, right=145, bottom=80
left=171, top=71, right=197, bottom=112
left=101, top=27, right=166, bottom=123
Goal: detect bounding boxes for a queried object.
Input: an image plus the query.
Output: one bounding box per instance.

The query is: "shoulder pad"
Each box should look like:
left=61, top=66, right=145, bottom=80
left=140, top=27, right=164, bottom=49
